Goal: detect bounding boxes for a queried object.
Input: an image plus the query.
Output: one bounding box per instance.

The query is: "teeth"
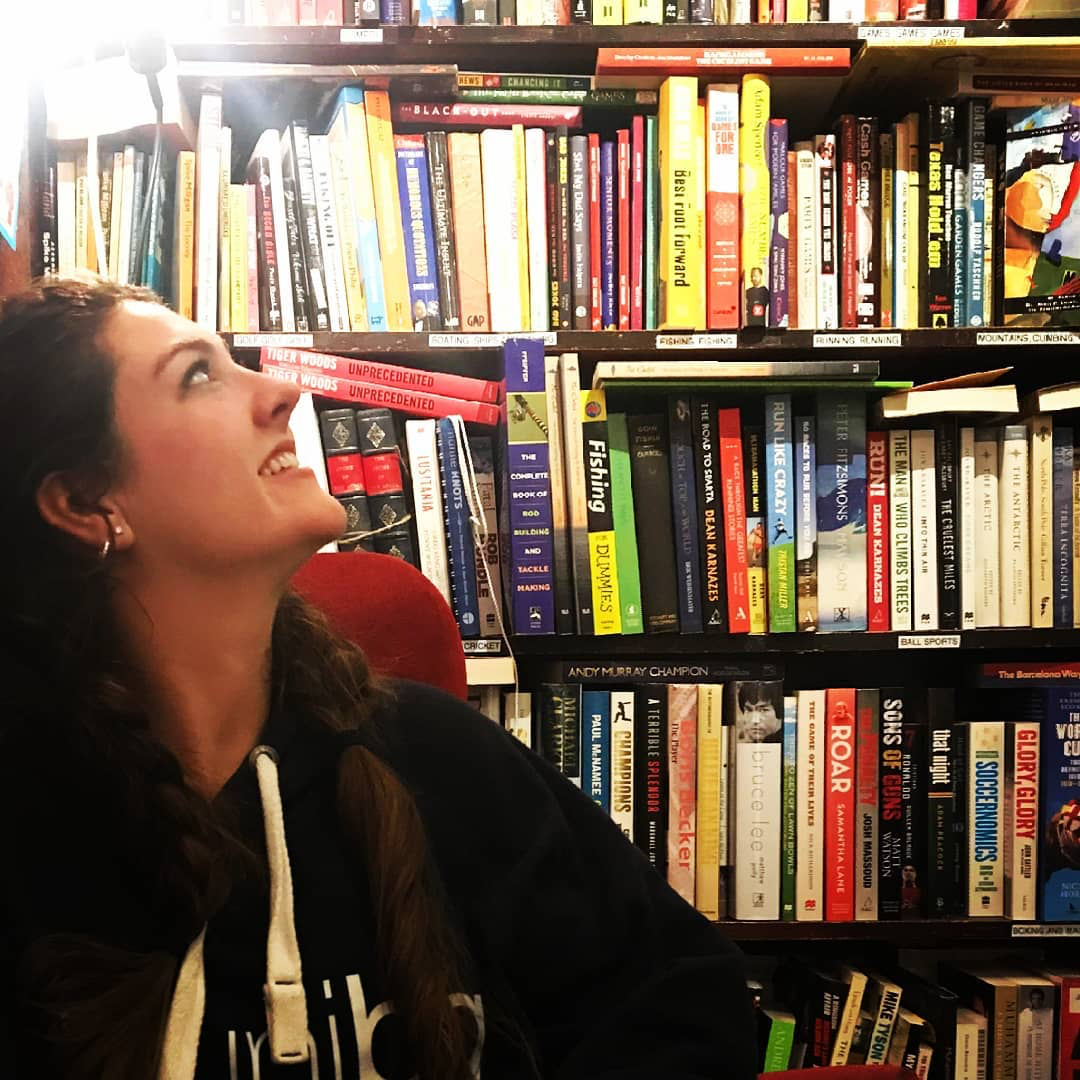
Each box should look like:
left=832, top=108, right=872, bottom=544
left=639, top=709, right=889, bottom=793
left=260, top=451, right=299, bottom=477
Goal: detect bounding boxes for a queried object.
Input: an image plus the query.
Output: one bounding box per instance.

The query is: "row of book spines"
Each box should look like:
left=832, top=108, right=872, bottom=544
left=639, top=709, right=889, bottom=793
left=514, top=680, right=1035, bottom=924
left=215, top=0, right=967, bottom=24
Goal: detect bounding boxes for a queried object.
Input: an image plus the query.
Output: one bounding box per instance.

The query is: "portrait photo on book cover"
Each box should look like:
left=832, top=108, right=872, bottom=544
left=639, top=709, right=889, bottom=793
left=734, top=681, right=783, bottom=744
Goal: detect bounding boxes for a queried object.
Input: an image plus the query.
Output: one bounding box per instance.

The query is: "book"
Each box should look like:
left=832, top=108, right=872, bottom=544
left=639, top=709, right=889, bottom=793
left=1007, top=720, right=1040, bottom=921
left=696, top=683, right=727, bottom=920
left=544, top=356, right=575, bottom=635
left=855, top=117, right=881, bottom=327
left=968, top=721, right=1005, bottom=917
left=693, top=396, right=726, bottom=635
left=718, top=408, right=751, bottom=633
left=935, top=418, right=960, bottom=631
left=633, top=684, right=668, bottom=873
left=743, top=421, right=767, bottom=635
left=922, top=102, right=956, bottom=328
left=911, top=429, right=938, bottom=632
left=769, top=118, right=789, bottom=329
left=837, top=115, right=858, bottom=329
left=706, top=83, right=740, bottom=330
left=1054, top=427, right=1074, bottom=628
left=815, top=133, right=839, bottom=331
left=423, top=131, right=459, bottom=331
left=1040, top=683, right=1080, bottom=920
left=889, top=431, right=913, bottom=632
left=525, top=127, right=549, bottom=333
left=481, top=129, right=522, bottom=333
left=796, top=416, right=819, bottom=633
left=1030, top=417, right=1054, bottom=628
left=879, top=689, right=905, bottom=919
left=591, top=359, right=880, bottom=387
left=404, top=419, right=451, bottom=606
left=560, top=353, right=593, bottom=635
left=470, top=436, right=503, bottom=639
left=668, top=396, right=704, bottom=635
left=900, top=699, right=928, bottom=918
left=582, top=689, right=611, bottom=814
left=666, top=683, right=698, bottom=906
left=926, top=689, right=961, bottom=918
left=867, top=432, right=890, bottom=632
left=960, top=427, right=977, bottom=630
left=393, top=102, right=583, bottom=130
left=307, top=135, right=348, bottom=332
left=856, top=689, right=880, bottom=921
left=999, top=424, right=1031, bottom=628
left=569, top=134, right=590, bottom=329
left=607, top=414, right=644, bottom=635
left=974, top=427, right=1001, bottom=628
left=538, top=684, right=582, bottom=784
left=730, top=679, right=783, bottom=920
left=864, top=974, right=904, bottom=1065
left=610, top=690, right=634, bottom=840
left=740, top=74, right=771, bottom=329
left=796, top=689, right=825, bottom=922
left=581, top=388, right=621, bottom=636
left=825, top=688, right=857, bottom=922
left=194, top=92, right=223, bottom=331
left=831, top=967, right=870, bottom=1066
left=781, top=696, right=797, bottom=922
left=765, top=395, right=796, bottom=633
left=816, top=393, right=867, bottom=632
left=447, top=132, right=491, bottom=333
left=594, top=47, right=852, bottom=82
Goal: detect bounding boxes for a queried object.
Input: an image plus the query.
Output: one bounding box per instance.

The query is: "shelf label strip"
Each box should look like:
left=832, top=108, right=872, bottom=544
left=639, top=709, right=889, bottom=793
left=813, top=332, right=901, bottom=348
left=339, top=28, right=384, bottom=42
left=977, top=331, right=1080, bottom=346
left=232, top=333, right=314, bottom=348
left=656, top=333, right=738, bottom=350
left=898, top=634, right=961, bottom=649
left=857, top=25, right=965, bottom=42
left=428, top=332, right=557, bottom=348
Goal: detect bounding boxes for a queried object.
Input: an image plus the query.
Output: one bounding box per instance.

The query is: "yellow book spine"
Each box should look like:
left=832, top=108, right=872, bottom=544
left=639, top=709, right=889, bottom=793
left=593, top=0, right=623, bottom=23
left=787, top=0, right=808, bottom=18
left=695, top=684, right=725, bottom=920
left=695, top=100, right=706, bottom=332
left=327, top=113, right=369, bottom=332
left=582, top=387, right=622, bottom=636
left=906, top=113, right=920, bottom=329
left=739, top=73, right=771, bottom=330
left=659, top=76, right=703, bottom=331
left=513, top=124, right=531, bottom=332
left=747, top=425, right=767, bottom=634
left=624, top=0, right=662, bottom=21
left=364, top=90, right=413, bottom=332
left=229, top=185, right=248, bottom=333
left=174, top=151, right=196, bottom=320
left=218, top=127, right=231, bottom=332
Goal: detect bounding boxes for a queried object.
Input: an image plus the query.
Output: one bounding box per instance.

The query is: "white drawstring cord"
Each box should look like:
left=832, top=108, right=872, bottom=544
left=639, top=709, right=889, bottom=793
left=158, top=746, right=310, bottom=1079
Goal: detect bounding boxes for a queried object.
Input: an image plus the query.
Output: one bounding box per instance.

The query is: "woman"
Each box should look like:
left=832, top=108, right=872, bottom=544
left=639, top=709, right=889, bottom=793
left=0, top=277, right=756, bottom=1079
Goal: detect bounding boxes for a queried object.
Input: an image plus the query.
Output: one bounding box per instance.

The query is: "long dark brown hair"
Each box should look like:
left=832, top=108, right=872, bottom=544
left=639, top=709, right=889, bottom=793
left=0, top=276, right=474, bottom=1078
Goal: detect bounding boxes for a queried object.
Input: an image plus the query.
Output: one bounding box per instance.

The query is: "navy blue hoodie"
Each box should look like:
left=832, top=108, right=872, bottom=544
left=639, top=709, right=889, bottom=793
left=5, top=675, right=756, bottom=1078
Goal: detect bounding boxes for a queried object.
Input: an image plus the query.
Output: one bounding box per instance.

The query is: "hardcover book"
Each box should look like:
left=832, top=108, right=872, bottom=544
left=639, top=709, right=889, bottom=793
left=796, top=417, right=818, bottom=632
left=696, top=683, right=727, bottom=920
left=693, top=396, right=727, bottom=634
left=610, top=690, right=634, bottom=841
left=867, top=432, right=890, bottom=632
left=743, top=421, right=768, bottom=635
left=740, top=74, right=771, bottom=328
left=796, top=689, right=825, bottom=921
left=582, top=388, right=622, bottom=635
left=765, top=394, right=796, bottom=632
left=856, top=689, right=880, bottom=921
left=825, top=687, right=857, bottom=922
left=582, top=689, right=612, bottom=813
left=879, top=689, right=905, bottom=919
left=669, top=397, right=703, bottom=635
left=633, top=684, right=668, bottom=873
left=667, top=683, right=698, bottom=906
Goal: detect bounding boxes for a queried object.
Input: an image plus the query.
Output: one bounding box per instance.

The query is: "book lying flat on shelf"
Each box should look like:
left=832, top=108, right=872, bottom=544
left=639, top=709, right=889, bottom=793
left=591, top=359, right=881, bottom=388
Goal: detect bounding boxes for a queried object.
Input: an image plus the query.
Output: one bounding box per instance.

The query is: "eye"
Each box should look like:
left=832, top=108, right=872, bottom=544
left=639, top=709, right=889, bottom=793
left=182, top=358, right=212, bottom=388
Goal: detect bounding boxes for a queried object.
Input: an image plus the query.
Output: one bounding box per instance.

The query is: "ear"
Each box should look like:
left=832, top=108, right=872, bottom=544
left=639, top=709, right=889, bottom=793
left=35, top=472, right=131, bottom=553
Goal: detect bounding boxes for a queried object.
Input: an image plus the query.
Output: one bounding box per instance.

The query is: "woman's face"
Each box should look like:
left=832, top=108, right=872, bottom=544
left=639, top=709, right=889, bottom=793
left=102, top=301, right=346, bottom=575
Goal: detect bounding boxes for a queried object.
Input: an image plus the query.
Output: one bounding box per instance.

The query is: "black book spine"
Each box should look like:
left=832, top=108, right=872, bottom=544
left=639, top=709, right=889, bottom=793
left=663, top=0, right=689, bottom=21
left=539, top=683, right=568, bottom=774
left=462, top=0, right=498, bottom=21
left=497, top=0, right=516, bottom=24
left=926, top=688, right=958, bottom=918
left=546, top=131, right=561, bottom=331
left=935, top=417, right=960, bottom=630
left=953, top=104, right=969, bottom=332
left=289, top=125, right=331, bottom=332
left=628, top=414, right=680, bottom=634
left=667, top=395, right=704, bottom=635
left=338, top=494, right=374, bottom=552
left=569, top=134, right=590, bottom=330
left=856, top=116, right=880, bottom=328
left=280, top=175, right=312, bottom=333
left=633, top=683, right=668, bottom=875
left=693, top=396, right=727, bottom=634
left=345, top=0, right=381, bottom=24
left=922, top=102, right=956, bottom=328
left=900, top=703, right=927, bottom=919
left=425, top=131, right=461, bottom=331
left=41, top=157, right=57, bottom=276
left=950, top=718, right=968, bottom=914
left=557, top=129, right=572, bottom=330
left=743, top=421, right=767, bottom=634
left=879, top=687, right=905, bottom=919
left=249, top=155, right=283, bottom=332
left=571, top=0, right=590, bottom=21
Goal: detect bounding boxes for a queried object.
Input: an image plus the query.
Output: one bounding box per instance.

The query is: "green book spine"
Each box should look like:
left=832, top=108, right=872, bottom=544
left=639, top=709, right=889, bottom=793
left=781, top=696, right=797, bottom=920
left=644, top=115, right=659, bottom=331
left=763, top=1012, right=796, bottom=1072
left=608, top=413, right=645, bottom=635
left=765, top=393, right=797, bottom=632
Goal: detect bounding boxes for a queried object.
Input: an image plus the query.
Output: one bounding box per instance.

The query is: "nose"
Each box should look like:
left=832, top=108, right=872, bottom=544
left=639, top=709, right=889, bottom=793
left=251, top=365, right=301, bottom=428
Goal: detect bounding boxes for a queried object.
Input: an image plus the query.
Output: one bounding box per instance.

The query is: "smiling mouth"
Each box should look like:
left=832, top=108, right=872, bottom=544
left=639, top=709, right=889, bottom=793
left=259, top=450, right=300, bottom=477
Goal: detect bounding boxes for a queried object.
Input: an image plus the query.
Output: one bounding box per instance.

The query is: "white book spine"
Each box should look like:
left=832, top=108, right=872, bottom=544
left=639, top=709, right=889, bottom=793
left=911, top=428, right=939, bottom=632
left=610, top=690, right=635, bottom=843
left=265, top=132, right=296, bottom=332
left=1000, top=425, right=1031, bottom=627
left=404, top=419, right=452, bottom=607
left=289, top=394, right=337, bottom=553
left=503, top=691, right=532, bottom=749
left=74, top=154, right=87, bottom=270
left=56, top=156, right=77, bottom=276
left=830, top=0, right=864, bottom=17
left=308, top=135, right=349, bottom=333
left=544, top=355, right=571, bottom=631
left=960, top=426, right=977, bottom=630
left=893, top=123, right=909, bottom=329
left=1008, top=721, right=1039, bottom=921
left=559, top=352, right=591, bottom=634
left=814, top=134, right=838, bottom=331
left=218, top=125, right=232, bottom=331
left=968, top=721, right=1005, bottom=917
left=734, top=737, right=781, bottom=920
left=795, top=689, right=824, bottom=921
left=906, top=114, right=921, bottom=328
left=524, top=128, right=550, bottom=333
left=116, top=146, right=136, bottom=286
left=974, top=427, right=1001, bottom=628
left=889, top=429, right=913, bottom=631
left=473, top=440, right=503, bottom=639
left=1030, top=417, right=1054, bottom=628
left=481, top=129, right=522, bottom=333
left=732, top=0, right=751, bottom=21
left=107, top=150, right=125, bottom=282
left=195, top=93, right=223, bottom=330
left=795, top=144, right=817, bottom=330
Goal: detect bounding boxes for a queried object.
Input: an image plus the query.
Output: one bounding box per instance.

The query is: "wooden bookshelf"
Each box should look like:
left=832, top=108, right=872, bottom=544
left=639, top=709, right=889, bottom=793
left=720, top=918, right=1015, bottom=944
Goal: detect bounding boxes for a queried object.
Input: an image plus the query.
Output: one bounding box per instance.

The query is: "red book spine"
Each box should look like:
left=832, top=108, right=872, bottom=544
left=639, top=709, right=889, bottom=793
left=259, top=346, right=501, bottom=403
left=718, top=407, right=750, bottom=634
left=772, top=0, right=786, bottom=18
left=838, top=114, right=858, bottom=329
left=594, top=47, right=852, bottom=76
left=362, top=451, right=405, bottom=496
left=617, top=128, right=631, bottom=331
left=867, top=431, right=891, bottom=632
left=787, top=150, right=798, bottom=329
left=706, top=86, right=739, bottom=331
left=392, top=102, right=583, bottom=130
left=261, top=362, right=501, bottom=425
left=1057, top=975, right=1080, bottom=1080
left=630, top=115, right=645, bottom=331
left=588, top=134, right=602, bottom=331
left=326, top=453, right=366, bottom=496
left=825, top=687, right=857, bottom=922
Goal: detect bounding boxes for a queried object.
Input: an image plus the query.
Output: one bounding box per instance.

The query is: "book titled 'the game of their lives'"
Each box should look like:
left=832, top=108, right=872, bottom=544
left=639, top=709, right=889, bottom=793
left=976, top=662, right=1080, bottom=921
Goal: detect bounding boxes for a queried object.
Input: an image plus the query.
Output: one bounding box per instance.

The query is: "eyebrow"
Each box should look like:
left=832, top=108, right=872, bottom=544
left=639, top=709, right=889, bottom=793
left=153, top=336, right=219, bottom=379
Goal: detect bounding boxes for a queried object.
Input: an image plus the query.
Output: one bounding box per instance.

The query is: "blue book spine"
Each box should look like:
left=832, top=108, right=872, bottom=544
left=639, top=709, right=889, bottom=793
left=781, top=697, right=797, bottom=921
left=769, top=119, right=789, bottom=329
left=600, top=140, right=617, bottom=330
left=667, top=395, right=704, bottom=634
left=953, top=128, right=968, bottom=330
left=1042, top=686, right=1080, bottom=920
left=436, top=418, right=481, bottom=639
left=355, top=218, right=388, bottom=332
left=582, top=689, right=611, bottom=814
left=966, top=101, right=987, bottom=327
left=395, top=137, right=442, bottom=331
left=795, top=416, right=818, bottom=633
left=380, top=0, right=408, bottom=20
left=1054, top=426, right=1074, bottom=629
left=501, top=338, right=555, bottom=634
left=815, top=393, right=867, bottom=632
left=765, top=394, right=796, bottom=633
left=417, top=0, right=460, bottom=24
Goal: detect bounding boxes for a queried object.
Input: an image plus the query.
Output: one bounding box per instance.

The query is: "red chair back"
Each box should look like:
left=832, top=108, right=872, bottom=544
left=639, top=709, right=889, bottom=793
left=291, top=551, right=467, bottom=701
